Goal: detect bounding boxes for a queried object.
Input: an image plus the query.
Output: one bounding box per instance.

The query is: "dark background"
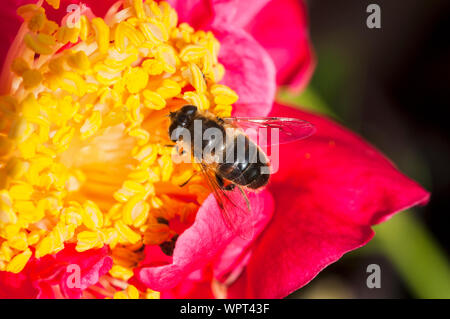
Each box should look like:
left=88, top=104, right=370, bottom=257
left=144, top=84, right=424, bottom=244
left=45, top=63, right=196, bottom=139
left=288, top=0, right=450, bottom=298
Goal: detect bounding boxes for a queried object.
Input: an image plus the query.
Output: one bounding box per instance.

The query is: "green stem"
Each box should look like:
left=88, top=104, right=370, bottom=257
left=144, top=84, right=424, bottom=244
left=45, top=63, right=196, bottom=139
left=373, top=212, right=450, bottom=299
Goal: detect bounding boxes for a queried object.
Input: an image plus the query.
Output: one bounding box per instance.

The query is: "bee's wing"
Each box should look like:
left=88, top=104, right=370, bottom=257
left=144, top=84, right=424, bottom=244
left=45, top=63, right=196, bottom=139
left=222, top=117, right=316, bottom=146
left=197, top=162, right=255, bottom=240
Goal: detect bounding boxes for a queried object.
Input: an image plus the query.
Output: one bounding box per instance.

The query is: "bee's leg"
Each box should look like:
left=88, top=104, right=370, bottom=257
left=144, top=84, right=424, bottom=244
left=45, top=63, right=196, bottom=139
left=215, top=173, right=235, bottom=191
left=179, top=172, right=199, bottom=187
left=216, top=117, right=225, bottom=125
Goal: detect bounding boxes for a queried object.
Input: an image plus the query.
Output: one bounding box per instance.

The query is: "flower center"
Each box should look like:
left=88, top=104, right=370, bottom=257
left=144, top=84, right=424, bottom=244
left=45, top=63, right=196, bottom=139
left=0, top=0, right=239, bottom=297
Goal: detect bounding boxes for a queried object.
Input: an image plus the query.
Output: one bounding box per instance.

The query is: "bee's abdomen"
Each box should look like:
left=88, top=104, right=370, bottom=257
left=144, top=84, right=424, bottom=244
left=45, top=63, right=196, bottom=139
left=217, top=135, right=270, bottom=189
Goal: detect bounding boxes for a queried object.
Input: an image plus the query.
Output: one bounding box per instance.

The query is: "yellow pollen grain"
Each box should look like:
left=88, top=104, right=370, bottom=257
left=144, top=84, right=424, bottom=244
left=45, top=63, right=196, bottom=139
left=141, top=59, right=164, bottom=75
left=124, top=67, right=149, bottom=93
left=42, top=20, right=59, bottom=35
left=78, top=16, right=91, bottom=41
left=139, top=19, right=169, bottom=44
left=28, top=11, right=47, bottom=32
left=92, top=18, right=110, bottom=54
left=80, top=110, right=102, bottom=140
left=115, top=21, right=145, bottom=52
left=115, top=220, right=141, bottom=244
left=113, top=284, right=140, bottom=299
left=22, top=69, right=43, bottom=90
left=156, top=44, right=178, bottom=73
left=23, top=33, right=54, bottom=55
left=143, top=222, right=171, bottom=245
left=133, top=0, right=146, bottom=19
left=45, top=0, right=60, bottom=10
left=76, top=230, right=105, bottom=252
left=157, top=79, right=181, bottom=98
left=145, top=289, right=160, bottom=299
left=56, top=25, right=80, bottom=44
left=186, top=63, right=206, bottom=93
left=128, top=128, right=150, bottom=146
left=67, top=51, right=91, bottom=71
left=6, top=249, right=32, bottom=273
left=11, top=58, right=30, bottom=76
left=82, top=200, right=104, bottom=230
left=8, top=231, right=28, bottom=251
left=211, top=84, right=239, bottom=105
left=0, top=242, right=13, bottom=263
left=17, top=5, right=44, bottom=20
left=180, top=45, right=207, bottom=62
left=142, top=90, right=166, bottom=110
left=109, top=264, right=134, bottom=281
left=123, top=196, right=150, bottom=227
left=9, top=184, right=34, bottom=201
left=184, top=91, right=209, bottom=110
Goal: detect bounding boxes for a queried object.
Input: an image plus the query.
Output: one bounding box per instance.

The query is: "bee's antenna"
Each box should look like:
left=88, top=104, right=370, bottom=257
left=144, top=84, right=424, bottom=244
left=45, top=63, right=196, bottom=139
left=166, top=111, right=175, bottom=118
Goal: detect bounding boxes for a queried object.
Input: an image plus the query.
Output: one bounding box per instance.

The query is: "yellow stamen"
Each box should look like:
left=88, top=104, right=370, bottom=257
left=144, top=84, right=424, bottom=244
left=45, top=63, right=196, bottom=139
left=23, top=33, right=55, bottom=55
left=6, top=248, right=31, bottom=273
left=45, top=0, right=60, bottom=10
left=92, top=18, right=110, bottom=54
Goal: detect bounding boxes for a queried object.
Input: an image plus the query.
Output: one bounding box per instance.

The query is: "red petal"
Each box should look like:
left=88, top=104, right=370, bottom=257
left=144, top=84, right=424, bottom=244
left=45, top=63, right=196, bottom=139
left=56, top=245, right=113, bottom=298
left=0, top=268, right=38, bottom=298
left=0, top=1, right=27, bottom=69
left=186, top=0, right=313, bottom=91
left=160, top=268, right=216, bottom=298
left=166, top=0, right=214, bottom=29
left=135, top=190, right=273, bottom=291
left=0, top=244, right=112, bottom=298
left=213, top=25, right=276, bottom=117
left=245, top=0, right=315, bottom=91
left=228, top=103, right=430, bottom=298
left=210, top=0, right=269, bottom=28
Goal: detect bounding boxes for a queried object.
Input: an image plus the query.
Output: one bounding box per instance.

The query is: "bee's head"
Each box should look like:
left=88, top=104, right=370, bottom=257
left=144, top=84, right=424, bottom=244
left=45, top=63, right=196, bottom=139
left=168, top=105, right=198, bottom=142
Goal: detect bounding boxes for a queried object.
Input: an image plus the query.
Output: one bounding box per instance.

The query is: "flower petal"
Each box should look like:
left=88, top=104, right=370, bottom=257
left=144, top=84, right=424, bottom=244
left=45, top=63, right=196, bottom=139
left=0, top=1, right=26, bottom=68
left=229, top=103, right=430, bottom=298
left=56, top=245, right=113, bottom=298
left=0, top=268, right=38, bottom=298
left=135, top=190, right=273, bottom=291
left=166, top=0, right=214, bottom=29
left=210, top=0, right=269, bottom=28
left=245, top=0, right=315, bottom=91
left=0, top=244, right=112, bottom=298
left=213, top=26, right=276, bottom=117
left=160, top=268, right=216, bottom=298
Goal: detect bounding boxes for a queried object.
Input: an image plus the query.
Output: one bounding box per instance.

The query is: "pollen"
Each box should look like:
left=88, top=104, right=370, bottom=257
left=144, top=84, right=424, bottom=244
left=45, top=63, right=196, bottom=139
left=0, top=0, right=239, bottom=298
left=124, top=67, right=149, bottom=94
left=113, top=284, right=140, bottom=299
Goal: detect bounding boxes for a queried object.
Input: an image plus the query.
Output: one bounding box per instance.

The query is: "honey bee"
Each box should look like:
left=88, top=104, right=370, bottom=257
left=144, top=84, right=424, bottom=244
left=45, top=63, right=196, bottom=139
left=168, top=105, right=315, bottom=239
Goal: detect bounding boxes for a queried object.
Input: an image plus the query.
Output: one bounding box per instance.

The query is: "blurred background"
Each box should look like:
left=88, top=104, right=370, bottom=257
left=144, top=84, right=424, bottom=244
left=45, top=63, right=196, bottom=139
left=283, top=0, right=450, bottom=298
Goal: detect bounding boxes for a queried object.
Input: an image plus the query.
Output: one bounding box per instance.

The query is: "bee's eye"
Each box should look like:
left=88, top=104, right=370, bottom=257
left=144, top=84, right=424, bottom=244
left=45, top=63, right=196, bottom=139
left=181, top=105, right=197, bottom=116
left=177, top=114, right=188, bottom=125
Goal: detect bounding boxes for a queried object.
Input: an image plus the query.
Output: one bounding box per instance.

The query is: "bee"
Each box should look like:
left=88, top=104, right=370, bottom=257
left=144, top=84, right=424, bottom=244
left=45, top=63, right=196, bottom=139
left=168, top=104, right=315, bottom=239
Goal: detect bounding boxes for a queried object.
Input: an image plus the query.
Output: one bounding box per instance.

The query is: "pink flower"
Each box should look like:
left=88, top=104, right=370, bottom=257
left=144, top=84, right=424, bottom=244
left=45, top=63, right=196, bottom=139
left=134, top=103, right=429, bottom=298
left=0, top=0, right=428, bottom=299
